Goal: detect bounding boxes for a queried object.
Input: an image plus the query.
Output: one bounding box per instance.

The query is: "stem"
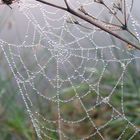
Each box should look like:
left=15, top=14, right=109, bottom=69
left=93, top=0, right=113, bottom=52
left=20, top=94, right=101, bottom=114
left=67, top=20, right=93, bottom=30
left=64, top=0, right=70, bottom=9
left=69, top=8, right=140, bottom=49
left=79, top=6, right=122, bottom=29
left=36, top=0, right=67, bottom=11
left=126, top=29, right=139, bottom=41
left=127, top=0, right=134, bottom=21
left=36, top=0, right=140, bottom=50
left=103, top=3, right=124, bottom=26
left=124, top=0, right=127, bottom=26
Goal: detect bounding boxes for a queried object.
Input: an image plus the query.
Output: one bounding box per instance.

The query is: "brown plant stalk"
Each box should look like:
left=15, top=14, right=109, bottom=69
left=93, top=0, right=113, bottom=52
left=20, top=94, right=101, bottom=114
left=36, top=0, right=140, bottom=50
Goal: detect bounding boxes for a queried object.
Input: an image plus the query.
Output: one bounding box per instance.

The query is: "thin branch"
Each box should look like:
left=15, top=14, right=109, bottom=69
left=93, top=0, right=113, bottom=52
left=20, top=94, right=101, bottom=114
left=68, top=22, right=122, bottom=32
left=78, top=6, right=122, bottom=29
left=64, top=0, right=70, bottom=9
left=69, top=8, right=140, bottom=50
left=67, top=17, right=122, bottom=31
left=124, top=0, right=127, bottom=26
left=127, top=0, right=134, bottom=21
left=36, top=0, right=140, bottom=50
left=126, top=29, right=139, bottom=41
left=67, top=21, right=93, bottom=30
left=102, top=2, right=124, bottom=26
left=66, top=16, right=93, bottom=30
left=36, top=0, right=67, bottom=11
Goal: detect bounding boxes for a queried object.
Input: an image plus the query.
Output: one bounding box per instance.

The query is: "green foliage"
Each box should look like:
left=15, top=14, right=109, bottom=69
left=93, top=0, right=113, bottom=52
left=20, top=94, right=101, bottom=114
left=0, top=56, right=140, bottom=140
left=0, top=77, right=36, bottom=140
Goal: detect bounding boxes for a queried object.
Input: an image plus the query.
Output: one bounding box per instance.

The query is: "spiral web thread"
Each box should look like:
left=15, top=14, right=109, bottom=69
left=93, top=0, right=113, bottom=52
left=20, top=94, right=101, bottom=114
left=0, top=0, right=140, bottom=139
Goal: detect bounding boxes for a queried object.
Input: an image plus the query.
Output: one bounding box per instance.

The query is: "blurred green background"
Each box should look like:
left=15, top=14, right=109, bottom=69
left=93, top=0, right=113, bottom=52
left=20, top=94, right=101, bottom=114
left=0, top=59, right=140, bottom=140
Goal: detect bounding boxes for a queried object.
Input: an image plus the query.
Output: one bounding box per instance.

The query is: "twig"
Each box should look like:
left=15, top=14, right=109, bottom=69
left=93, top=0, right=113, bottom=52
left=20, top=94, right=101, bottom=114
left=36, top=0, right=140, bottom=50
left=126, top=29, right=139, bottom=41
left=124, top=0, right=127, bottom=26
left=127, top=0, right=134, bottom=21
left=102, top=2, right=124, bottom=26
left=78, top=5, right=122, bottom=29
left=64, top=0, right=70, bottom=9
left=36, top=0, right=67, bottom=11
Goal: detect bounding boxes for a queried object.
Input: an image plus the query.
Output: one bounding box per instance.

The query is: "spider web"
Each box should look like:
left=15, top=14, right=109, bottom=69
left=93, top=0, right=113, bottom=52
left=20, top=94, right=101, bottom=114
left=0, top=0, right=140, bottom=139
